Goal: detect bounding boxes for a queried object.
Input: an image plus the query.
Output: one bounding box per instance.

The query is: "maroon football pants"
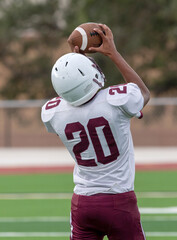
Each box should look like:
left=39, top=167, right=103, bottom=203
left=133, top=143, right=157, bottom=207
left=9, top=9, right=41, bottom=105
left=70, top=191, right=145, bottom=240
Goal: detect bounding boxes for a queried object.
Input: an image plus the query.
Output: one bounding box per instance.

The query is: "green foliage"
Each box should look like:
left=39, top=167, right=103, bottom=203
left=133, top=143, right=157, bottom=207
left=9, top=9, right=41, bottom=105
left=65, top=0, right=177, bottom=94
left=0, top=0, right=64, bottom=99
left=0, top=0, right=177, bottom=99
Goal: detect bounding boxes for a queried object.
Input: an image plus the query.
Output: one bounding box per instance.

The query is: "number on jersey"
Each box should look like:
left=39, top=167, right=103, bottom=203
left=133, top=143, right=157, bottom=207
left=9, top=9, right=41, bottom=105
left=65, top=117, right=119, bottom=167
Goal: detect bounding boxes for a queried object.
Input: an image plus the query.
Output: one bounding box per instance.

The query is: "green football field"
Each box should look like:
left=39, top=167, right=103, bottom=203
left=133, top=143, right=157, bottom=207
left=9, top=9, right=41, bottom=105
left=0, top=171, right=177, bottom=240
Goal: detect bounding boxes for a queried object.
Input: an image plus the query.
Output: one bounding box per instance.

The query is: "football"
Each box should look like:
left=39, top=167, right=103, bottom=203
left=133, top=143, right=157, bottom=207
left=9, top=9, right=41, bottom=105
left=67, top=22, right=103, bottom=53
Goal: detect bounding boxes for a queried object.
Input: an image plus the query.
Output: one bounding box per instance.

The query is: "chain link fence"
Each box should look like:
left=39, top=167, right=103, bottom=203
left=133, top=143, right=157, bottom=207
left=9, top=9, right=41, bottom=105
left=0, top=98, right=177, bottom=147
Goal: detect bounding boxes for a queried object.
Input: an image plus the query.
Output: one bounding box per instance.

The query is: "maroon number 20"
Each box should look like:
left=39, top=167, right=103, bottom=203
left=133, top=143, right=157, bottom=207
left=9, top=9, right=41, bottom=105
left=65, top=117, right=119, bottom=167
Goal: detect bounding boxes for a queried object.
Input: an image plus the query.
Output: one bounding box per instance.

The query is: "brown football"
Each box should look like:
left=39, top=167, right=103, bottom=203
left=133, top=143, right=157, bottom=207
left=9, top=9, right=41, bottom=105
left=67, top=22, right=103, bottom=53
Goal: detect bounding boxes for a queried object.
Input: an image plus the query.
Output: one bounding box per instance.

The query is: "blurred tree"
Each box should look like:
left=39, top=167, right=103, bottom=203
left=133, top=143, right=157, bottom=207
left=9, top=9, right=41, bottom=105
left=0, top=0, right=177, bottom=99
left=0, top=0, right=68, bottom=99
left=65, top=0, right=177, bottom=96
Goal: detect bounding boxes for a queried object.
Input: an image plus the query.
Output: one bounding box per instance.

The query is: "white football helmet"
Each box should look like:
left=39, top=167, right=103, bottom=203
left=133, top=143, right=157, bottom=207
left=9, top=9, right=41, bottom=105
left=51, top=53, right=105, bottom=106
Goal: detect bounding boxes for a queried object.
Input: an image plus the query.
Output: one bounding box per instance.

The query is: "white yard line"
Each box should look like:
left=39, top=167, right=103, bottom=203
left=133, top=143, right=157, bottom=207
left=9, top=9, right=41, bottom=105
left=0, top=192, right=177, bottom=199
left=1, top=213, right=177, bottom=223
left=0, top=232, right=177, bottom=238
left=137, top=192, right=177, bottom=198
left=0, top=232, right=70, bottom=237
left=140, top=207, right=177, bottom=214
left=142, top=216, right=177, bottom=221
left=146, top=232, right=177, bottom=237
left=0, top=193, right=73, bottom=199
left=0, top=216, right=69, bottom=222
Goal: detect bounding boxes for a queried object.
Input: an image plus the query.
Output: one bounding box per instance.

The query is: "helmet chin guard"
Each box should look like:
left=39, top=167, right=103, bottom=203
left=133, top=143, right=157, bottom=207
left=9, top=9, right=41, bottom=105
left=51, top=53, right=105, bottom=106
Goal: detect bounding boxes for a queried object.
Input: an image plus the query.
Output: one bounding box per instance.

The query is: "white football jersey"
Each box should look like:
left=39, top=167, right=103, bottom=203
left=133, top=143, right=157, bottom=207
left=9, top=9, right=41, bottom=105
left=41, top=83, right=144, bottom=195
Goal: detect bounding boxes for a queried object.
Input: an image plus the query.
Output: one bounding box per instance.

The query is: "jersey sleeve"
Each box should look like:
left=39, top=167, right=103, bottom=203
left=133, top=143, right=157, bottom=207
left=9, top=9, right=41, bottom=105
left=41, top=97, right=61, bottom=133
left=107, top=83, right=144, bottom=117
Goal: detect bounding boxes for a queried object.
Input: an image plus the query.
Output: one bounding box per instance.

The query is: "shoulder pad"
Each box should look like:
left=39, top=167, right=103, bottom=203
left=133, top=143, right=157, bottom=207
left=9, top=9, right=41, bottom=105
left=41, top=97, right=61, bottom=123
left=107, top=84, right=129, bottom=106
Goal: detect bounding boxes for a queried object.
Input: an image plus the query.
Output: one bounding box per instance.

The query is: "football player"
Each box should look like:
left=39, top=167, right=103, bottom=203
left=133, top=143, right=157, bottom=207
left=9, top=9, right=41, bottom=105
left=41, top=24, right=150, bottom=239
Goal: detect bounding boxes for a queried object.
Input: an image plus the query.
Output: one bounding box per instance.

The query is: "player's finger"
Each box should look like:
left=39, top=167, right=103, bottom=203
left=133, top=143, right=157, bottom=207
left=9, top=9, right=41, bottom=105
left=88, top=46, right=101, bottom=53
left=93, top=27, right=106, bottom=39
left=98, top=24, right=112, bottom=36
left=74, top=46, right=86, bottom=56
left=73, top=46, right=80, bottom=53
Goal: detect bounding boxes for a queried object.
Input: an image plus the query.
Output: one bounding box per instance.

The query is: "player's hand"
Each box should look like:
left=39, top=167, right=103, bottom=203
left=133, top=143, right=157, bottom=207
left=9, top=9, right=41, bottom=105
left=88, top=24, right=117, bottom=57
left=72, top=46, right=86, bottom=55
